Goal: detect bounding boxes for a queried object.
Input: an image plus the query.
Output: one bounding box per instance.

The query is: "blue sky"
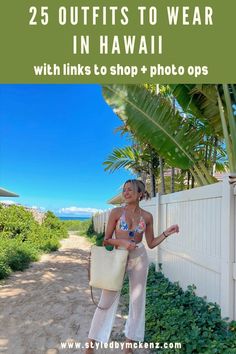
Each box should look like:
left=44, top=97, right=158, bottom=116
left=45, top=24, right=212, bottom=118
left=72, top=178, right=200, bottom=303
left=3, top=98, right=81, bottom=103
left=0, top=84, right=135, bottom=216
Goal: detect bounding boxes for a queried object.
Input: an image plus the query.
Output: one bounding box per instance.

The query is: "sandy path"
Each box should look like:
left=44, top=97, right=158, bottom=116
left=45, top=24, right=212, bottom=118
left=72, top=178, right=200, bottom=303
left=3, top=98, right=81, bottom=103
left=0, top=233, right=150, bottom=354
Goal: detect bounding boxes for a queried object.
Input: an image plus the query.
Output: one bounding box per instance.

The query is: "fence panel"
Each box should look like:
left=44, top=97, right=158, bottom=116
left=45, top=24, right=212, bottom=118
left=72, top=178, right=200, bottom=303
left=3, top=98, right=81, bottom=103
left=140, top=198, right=158, bottom=265
left=93, top=175, right=236, bottom=321
left=158, top=183, right=222, bottom=307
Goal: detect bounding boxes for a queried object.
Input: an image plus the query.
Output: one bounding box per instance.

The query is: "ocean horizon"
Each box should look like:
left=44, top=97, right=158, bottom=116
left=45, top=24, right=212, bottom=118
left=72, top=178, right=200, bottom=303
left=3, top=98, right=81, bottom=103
left=58, top=216, right=91, bottom=221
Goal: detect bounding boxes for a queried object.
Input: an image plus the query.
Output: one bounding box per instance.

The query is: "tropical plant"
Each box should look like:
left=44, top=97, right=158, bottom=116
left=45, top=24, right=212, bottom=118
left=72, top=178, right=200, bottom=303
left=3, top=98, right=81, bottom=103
left=217, top=84, right=236, bottom=172
left=169, top=84, right=236, bottom=173
left=102, top=84, right=218, bottom=186
left=103, top=145, right=150, bottom=175
left=112, top=118, right=160, bottom=195
left=103, top=143, right=160, bottom=195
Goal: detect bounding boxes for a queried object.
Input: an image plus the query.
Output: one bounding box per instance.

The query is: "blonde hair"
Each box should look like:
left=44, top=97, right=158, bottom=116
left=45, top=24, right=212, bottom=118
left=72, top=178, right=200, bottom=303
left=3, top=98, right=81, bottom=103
left=122, top=179, right=150, bottom=201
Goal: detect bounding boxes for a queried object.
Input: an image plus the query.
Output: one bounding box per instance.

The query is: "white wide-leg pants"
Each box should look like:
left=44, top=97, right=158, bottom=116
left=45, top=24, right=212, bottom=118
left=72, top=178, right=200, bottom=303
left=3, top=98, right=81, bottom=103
left=88, top=243, right=149, bottom=343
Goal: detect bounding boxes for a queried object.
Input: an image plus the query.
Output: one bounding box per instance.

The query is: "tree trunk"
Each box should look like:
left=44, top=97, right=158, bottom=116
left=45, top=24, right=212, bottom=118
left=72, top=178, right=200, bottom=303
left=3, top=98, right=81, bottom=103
left=140, top=171, right=147, bottom=185
left=159, top=157, right=166, bottom=194
left=230, top=84, right=236, bottom=103
left=151, top=172, right=156, bottom=197
left=191, top=173, right=195, bottom=188
left=180, top=170, right=185, bottom=190
left=205, top=137, right=209, bottom=169
left=149, top=164, right=156, bottom=197
left=171, top=167, right=175, bottom=193
left=187, top=171, right=191, bottom=189
left=212, top=137, right=218, bottom=176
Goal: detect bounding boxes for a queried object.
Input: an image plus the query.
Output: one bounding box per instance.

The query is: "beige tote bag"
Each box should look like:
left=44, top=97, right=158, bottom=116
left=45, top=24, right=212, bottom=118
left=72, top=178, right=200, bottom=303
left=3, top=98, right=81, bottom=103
left=89, top=245, right=129, bottom=291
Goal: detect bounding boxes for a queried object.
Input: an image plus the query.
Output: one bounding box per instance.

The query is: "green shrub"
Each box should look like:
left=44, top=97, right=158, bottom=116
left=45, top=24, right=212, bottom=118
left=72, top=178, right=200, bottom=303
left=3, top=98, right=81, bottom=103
left=0, top=250, right=11, bottom=279
left=62, top=218, right=91, bottom=233
left=64, top=218, right=109, bottom=248
left=43, top=211, right=68, bottom=237
left=87, top=217, right=95, bottom=235
left=0, top=238, right=39, bottom=276
left=61, top=217, right=111, bottom=249
left=85, top=219, right=107, bottom=247
left=0, top=205, right=37, bottom=240
left=62, top=219, right=81, bottom=231
left=6, top=240, right=38, bottom=271
left=121, top=264, right=236, bottom=353
left=0, top=206, right=68, bottom=279
left=25, top=226, right=60, bottom=253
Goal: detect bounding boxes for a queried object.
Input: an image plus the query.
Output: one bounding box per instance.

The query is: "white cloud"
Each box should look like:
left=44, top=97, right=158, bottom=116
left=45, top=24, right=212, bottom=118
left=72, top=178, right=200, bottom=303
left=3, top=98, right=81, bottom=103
left=0, top=201, right=102, bottom=216
left=57, top=206, right=103, bottom=216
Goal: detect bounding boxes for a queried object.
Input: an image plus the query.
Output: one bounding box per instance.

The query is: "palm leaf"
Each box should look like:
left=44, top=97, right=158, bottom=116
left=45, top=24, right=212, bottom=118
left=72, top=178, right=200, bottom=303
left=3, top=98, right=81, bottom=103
left=103, top=146, right=150, bottom=174
left=102, top=84, right=203, bottom=171
left=223, top=84, right=236, bottom=172
left=169, top=84, right=223, bottom=135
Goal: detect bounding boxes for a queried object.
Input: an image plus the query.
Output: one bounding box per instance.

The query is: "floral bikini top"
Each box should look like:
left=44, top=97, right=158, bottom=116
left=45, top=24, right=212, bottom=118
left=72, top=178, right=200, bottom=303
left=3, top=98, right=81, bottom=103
left=115, top=206, right=146, bottom=234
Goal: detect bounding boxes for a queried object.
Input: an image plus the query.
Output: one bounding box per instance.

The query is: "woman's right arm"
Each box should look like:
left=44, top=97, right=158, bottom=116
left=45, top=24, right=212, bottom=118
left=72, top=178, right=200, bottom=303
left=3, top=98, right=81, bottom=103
left=103, top=209, right=135, bottom=250
left=102, top=208, right=119, bottom=247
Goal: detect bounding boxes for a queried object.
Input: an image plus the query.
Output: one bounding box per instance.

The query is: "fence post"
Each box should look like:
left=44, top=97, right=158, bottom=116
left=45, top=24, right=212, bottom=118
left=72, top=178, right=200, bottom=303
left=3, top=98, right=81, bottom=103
left=155, top=193, right=161, bottom=271
left=100, top=213, right=103, bottom=233
left=220, top=173, right=235, bottom=320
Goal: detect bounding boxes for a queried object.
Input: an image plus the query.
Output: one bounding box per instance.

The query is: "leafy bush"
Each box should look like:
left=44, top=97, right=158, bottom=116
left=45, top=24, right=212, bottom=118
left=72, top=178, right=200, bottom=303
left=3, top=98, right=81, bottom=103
left=61, top=218, right=105, bottom=246
left=0, top=206, right=68, bottom=279
left=25, top=225, right=61, bottom=253
left=43, top=211, right=68, bottom=237
left=0, top=250, right=11, bottom=279
left=121, top=264, right=236, bottom=353
left=63, top=218, right=108, bottom=247
left=0, top=238, right=39, bottom=272
left=0, top=204, right=36, bottom=240
left=85, top=219, right=106, bottom=246
left=87, top=217, right=95, bottom=235
left=62, top=219, right=91, bottom=234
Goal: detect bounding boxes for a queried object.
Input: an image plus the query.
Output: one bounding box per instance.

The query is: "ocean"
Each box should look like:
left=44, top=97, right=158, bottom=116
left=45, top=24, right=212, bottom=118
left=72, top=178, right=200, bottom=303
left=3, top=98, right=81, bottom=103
left=59, top=216, right=91, bottom=221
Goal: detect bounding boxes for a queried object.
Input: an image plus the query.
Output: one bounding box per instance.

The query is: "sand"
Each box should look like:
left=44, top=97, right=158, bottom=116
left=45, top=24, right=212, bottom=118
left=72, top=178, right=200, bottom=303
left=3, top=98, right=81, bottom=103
left=0, top=233, right=150, bottom=354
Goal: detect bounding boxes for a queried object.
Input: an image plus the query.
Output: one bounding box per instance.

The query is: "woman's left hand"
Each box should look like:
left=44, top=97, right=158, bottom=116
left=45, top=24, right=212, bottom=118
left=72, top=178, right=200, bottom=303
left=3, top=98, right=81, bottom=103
left=165, top=224, right=179, bottom=237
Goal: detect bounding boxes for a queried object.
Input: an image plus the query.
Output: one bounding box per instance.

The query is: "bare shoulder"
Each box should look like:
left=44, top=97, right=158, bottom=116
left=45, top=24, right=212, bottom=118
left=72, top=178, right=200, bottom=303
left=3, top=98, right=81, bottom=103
left=140, top=208, right=153, bottom=224
left=109, top=207, right=123, bottom=218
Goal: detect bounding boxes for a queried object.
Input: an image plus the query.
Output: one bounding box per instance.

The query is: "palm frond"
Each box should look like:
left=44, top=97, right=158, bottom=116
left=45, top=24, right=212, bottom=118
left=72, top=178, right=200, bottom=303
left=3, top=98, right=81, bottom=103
left=103, top=146, right=149, bottom=174
left=170, top=84, right=223, bottom=135
left=102, top=84, right=204, bottom=170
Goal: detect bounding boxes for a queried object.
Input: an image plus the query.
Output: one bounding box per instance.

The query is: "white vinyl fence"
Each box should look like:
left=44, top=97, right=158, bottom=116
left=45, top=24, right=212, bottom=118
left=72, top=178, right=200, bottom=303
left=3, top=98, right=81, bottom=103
left=93, top=174, right=236, bottom=322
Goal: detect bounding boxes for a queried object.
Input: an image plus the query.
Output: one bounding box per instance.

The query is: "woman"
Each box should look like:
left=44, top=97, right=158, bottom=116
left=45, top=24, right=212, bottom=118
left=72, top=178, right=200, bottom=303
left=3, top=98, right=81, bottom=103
left=85, top=179, right=179, bottom=354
